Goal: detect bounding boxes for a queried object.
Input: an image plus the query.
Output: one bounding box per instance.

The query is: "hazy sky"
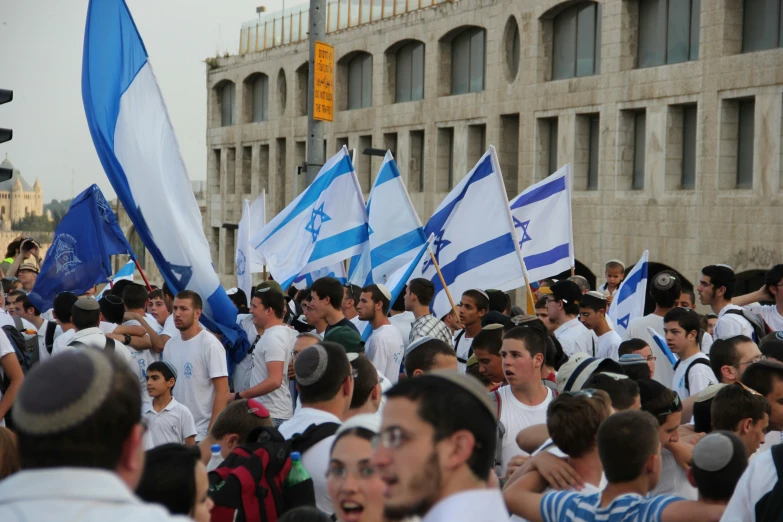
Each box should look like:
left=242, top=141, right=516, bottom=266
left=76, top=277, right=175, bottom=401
left=0, top=0, right=302, bottom=203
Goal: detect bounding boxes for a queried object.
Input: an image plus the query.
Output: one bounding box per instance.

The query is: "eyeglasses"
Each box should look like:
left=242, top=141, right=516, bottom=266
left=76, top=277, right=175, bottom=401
left=735, top=355, right=766, bottom=368
left=326, top=463, right=377, bottom=481
left=652, top=393, right=682, bottom=417
left=735, top=381, right=763, bottom=396
left=372, top=427, right=413, bottom=450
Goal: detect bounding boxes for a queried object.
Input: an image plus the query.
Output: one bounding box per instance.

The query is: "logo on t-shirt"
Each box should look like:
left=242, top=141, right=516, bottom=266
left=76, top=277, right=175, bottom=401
left=138, top=358, right=147, bottom=382
left=184, top=363, right=193, bottom=379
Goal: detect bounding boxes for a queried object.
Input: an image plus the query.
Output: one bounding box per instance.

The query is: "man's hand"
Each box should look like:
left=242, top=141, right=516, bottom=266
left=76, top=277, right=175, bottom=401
left=531, top=451, right=584, bottom=491
left=505, top=455, right=529, bottom=480
left=124, top=311, right=142, bottom=323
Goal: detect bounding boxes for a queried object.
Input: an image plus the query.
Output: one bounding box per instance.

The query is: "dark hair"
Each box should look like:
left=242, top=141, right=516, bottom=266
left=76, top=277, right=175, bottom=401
left=343, top=284, right=361, bottom=306
left=332, top=426, right=375, bottom=452
left=620, top=361, right=651, bottom=381
left=350, top=355, right=379, bottom=409
left=691, top=431, right=749, bottom=502
left=547, top=390, right=612, bottom=459
left=639, top=379, right=681, bottom=426
left=361, top=284, right=390, bottom=315
left=296, top=341, right=352, bottom=404
left=535, top=297, right=548, bottom=309
left=741, top=360, right=783, bottom=397
left=598, top=410, right=660, bottom=483
left=147, top=361, right=176, bottom=383
left=7, top=289, right=26, bottom=301
left=583, top=373, right=641, bottom=410
left=136, top=444, right=202, bottom=517
left=175, top=290, right=203, bottom=310
left=110, top=280, right=133, bottom=300
left=761, top=339, right=783, bottom=363
left=311, top=277, right=343, bottom=310
left=17, top=295, right=39, bottom=316
left=711, top=384, right=771, bottom=432
left=162, top=282, right=174, bottom=300
left=254, top=289, right=286, bottom=319
left=4, top=237, right=22, bottom=259
left=18, top=354, right=141, bottom=469
left=99, top=295, right=125, bottom=325
left=765, top=265, right=783, bottom=296
left=503, top=325, right=547, bottom=359
left=72, top=304, right=101, bottom=330
left=391, top=292, right=405, bottom=313
left=619, top=338, right=650, bottom=357
left=680, top=288, right=696, bottom=307
left=210, top=400, right=273, bottom=441
left=228, top=288, right=249, bottom=314
left=148, top=288, right=170, bottom=307
left=385, top=375, right=496, bottom=480
left=486, top=290, right=510, bottom=313
left=663, top=307, right=701, bottom=337
left=0, top=427, right=19, bottom=480
left=568, top=276, right=590, bottom=294
left=121, top=283, right=148, bottom=310
left=408, top=278, right=435, bottom=307
left=279, top=506, right=333, bottom=522
left=710, top=336, right=754, bottom=382
left=650, top=270, right=682, bottom=308
left=702, top=265, right=736, bottom=300
left=404, top=339, right=457, bottom=377
left=471, top=327, right=504, bottom=356
left=53, top=292, right=79, bottom=323
left=462, top=289, right=489, bottom=312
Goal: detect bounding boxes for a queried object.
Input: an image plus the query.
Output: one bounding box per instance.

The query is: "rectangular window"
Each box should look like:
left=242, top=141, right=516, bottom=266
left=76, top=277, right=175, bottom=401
left=384, top=132, right=398, bottom=157
left=588, top=115, right=600, bottom=190
left=667, top=0, right=691, bottom=64
left=690, top=0, right=700, bottom=60
left=411, top=43, right=424, bottom=101
left=500, top=114, right=520, bottom=196
left=638, top=0, right=667, bottom=68
left=633, top=111, right=646, bottom=190
left=469, top=29, right=486, bottom=93
left=638, top=0, right=699, bottom=67
left=225, top=229, right=236, bottom=276
left=576, top=4, right=597, bottom=77
left=362, top=55, right=373, bottom=108
left=259, top=144, right=270, bottom=194
left=295, top=141, right=306, bottom=195
left=252, top=76, right=269, bottom=122
left=359, top=135, right=372, bottom=192
left=553, top=7, right=577, bottom=80
left=436, top=127, right=454, bottom=192
left=468, top=124, right=486, bottom=168
left=452, top=34, right=470, bottom=95
left=548, top=118, right=559, bottom=175
left=226, top=147, right=236, bottom=194
left=743, top=0, right=780, bottom=53
left=210, top=149, right=221, bottom=192
left=409, top=130, right=425, bottom=193
left=737, top=99, right=755, bottom=188
left=681, top=105, right=697, bottom=189
left=396, top=46, right=412, bottom=102
left=242, top=146, right=252, bottom=193
left=276, top=138, right=287, bottom=212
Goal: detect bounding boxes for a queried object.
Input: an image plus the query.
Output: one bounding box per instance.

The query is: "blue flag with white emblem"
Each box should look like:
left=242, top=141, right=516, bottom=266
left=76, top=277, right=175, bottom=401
left=348, top=152, right=426, bottom=287
left=410, top=146, right=526, bottom=318
left=82, top=0, right=248, bottom=366
left=251, top=147, right=369, bottom=290
left=30, top=184, right=133, bottom=311
left=608, top=250, right=649, bottom=337
left=509, top=165, right=574, bottom=282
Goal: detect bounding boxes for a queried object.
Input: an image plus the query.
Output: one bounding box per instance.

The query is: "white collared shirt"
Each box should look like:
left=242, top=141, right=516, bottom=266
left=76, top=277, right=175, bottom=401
left=142, top=397, right=197, bottom=449
left=715, top=304, right=755, bottom=340
left=554, top=318, right=597, bottom=357
left=0, top=468, right=191, bottom=521
left=422, top=488, right=508, bottom=522
left=35, top=319, right=62, bottom=364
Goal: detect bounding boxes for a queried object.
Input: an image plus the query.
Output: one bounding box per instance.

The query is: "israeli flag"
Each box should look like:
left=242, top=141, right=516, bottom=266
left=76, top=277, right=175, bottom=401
left=251, top=147, right=369, bottom=290
left=411, top=147, right=526, bottom=318
left=292, top=262, right=348, bottom=290
left=348, top=152, right=426, bottom=287
left=647, top=327, right=678, bottom=367
left=608, top=250, right=649, bottom=337
left=82, top=0, right=248, bottom=357
left=237, top=192, right=266, bottom=304
left=96, top=260, right=136, bottom=299
left=509, top=165, right=574, bottom=282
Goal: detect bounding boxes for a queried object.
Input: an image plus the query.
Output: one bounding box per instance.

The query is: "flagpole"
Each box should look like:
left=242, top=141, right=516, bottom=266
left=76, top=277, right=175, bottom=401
left=570, top=266, right=575, bottom=277
left=262, top=265, right=267, bottom=281
left=428, top=250, right=461, bottom=328
left=132, top=256, right=153, bottom=291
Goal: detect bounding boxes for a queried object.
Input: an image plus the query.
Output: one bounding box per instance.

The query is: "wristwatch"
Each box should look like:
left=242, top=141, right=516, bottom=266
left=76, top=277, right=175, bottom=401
left=235, top=392, right=242, bottom=401
left=124, top=334, right=131, bottom=345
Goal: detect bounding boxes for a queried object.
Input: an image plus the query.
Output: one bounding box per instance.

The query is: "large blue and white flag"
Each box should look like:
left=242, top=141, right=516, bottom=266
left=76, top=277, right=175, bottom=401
left=236, top=192, right=266, bottom=305
left=608, top=250, right=649, bottom=337
left=82, top=0, right=248, bottom=360
left=292, top=262, right=348, bottom=290
left=97, top=260, right=136, bottom=299
left=251, top=147, right=369, bottom=290
left=411, top=147, right=526, bottom=318
left=348, top=152, right=426, bottom=287
left=509, top=165, right=574, bottom=282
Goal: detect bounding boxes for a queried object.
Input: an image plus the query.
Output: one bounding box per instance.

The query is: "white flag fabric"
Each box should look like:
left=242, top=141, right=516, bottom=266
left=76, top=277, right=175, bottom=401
left=236, top=192, right=266, bottom=305
left=608, top=250, right=649, bottom=337
left=509, top=165, right=574, bottom=282
left=96, top=260, right=135, bottom=299
left=292, top=262, right=348, bottom=290
left=411, top=147, right=526, bottom=318
left=348, top=152, right=426, bottom=287
left=250, top=147, right=369, bottom=289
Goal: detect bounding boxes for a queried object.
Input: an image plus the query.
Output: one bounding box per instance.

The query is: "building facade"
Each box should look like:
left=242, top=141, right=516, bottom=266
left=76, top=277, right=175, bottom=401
left=205, top=0, right=783, bottom=295
left=0, top=157, right=45, bottom=231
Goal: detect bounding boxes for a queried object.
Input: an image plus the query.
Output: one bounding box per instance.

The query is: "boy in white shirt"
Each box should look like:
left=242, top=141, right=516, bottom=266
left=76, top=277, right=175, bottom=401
left=698, top=264, right=757, bottom=340
left=664, top=307, right=716, bottom=399
left=142, top=360, right=197, bottom=449
left=578, top=291, right=622, bottom=360
left=357, top=284, right=404, bottom=384
left=731, top=264, right=783, bottom=331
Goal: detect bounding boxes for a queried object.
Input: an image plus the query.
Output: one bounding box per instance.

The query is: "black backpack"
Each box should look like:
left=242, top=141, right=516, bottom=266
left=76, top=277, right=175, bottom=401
left=673, top=357, right=712, bottom=394
left=44, top=321, right=58, bottom=355
left=1, top=324, right=33, bottom=380
left=724, top=308, right=771, bottom=343
left=209, top=422, right=339, bottom=522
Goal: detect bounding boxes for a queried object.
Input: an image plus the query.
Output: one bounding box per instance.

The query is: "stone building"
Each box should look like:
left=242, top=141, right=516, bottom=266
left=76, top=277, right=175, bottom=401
left=0, top=157, right=44, bottom=231
left=205, top=0, right=783, bottom=299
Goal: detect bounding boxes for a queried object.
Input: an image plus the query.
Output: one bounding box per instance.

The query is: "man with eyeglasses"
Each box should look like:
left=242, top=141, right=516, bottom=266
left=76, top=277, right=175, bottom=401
left=708, top=335, right=762, bottom=385
left=731, top=263, right=783, bottom=331
left=372, top=371, right=507, bottom=522
left=740, top=360, right=783, bottom=453
left=619, top=339, right=657, bottom=378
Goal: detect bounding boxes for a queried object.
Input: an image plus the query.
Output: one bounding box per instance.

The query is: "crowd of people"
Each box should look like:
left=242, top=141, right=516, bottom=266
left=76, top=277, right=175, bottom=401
left=0, top=244, right=782, bottom=522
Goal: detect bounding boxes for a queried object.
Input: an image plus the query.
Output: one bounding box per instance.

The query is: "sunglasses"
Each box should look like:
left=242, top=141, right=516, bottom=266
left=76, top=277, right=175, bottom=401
left=653, top=393, right=682, bottom=417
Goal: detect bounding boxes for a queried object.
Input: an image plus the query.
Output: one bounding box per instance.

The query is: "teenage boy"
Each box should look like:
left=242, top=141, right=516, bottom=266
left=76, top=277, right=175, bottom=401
left=664, top=307, right=716, bottom=399
left=731, top=263, right=783, bottom=331
left=546, top=280, right=595, bottom=356
left=710, top=383, right=770, bottom=457
left=454, top=289, right=489, bottom=372
left=698, top=264, right=756, bottom=340
left=143, top=360, right=197, bottom=449
left=357, top=284, right=405, bottom=384
left=310, top=277, right=359, bottom=334
left=534, top=297, right=557, bottom=334
left=471, top=323, right=505, bottom=385
left=579, top=291, right=622, bottom=360
left=405, top=278, right=453, bottom=346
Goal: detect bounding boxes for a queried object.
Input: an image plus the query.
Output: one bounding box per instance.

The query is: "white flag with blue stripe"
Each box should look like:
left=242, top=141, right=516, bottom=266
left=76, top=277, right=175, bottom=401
left=250, top=147, right=368, bottom=290
left=237, top=192, right=266, bottom=304
left=81, top=0, right=247, bottom=356
left=292, top=262, right=348, bottom=290
left=509, top=165, right=574, bottom=282
left=411, top=146, right=526, bottom=318
left=608, top=250, right=649, bottom=337
left=96, top=260, right=135, bottom=299
left=647, top=327, right=678, bottom=367
left=349, top=152, right=426, bottom=287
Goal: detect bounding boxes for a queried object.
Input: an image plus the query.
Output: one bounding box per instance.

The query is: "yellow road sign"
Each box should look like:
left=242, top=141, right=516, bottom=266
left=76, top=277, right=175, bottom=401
left=313, top=41, right=334, bottom=122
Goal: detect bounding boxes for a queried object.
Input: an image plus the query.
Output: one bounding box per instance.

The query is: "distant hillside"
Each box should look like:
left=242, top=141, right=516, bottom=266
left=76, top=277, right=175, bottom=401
left=44, top=198, right=73, bottom=216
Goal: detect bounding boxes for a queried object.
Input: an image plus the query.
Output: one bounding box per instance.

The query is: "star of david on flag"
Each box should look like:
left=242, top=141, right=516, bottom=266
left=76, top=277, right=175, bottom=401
left=305, top=203, right=332, bottom=243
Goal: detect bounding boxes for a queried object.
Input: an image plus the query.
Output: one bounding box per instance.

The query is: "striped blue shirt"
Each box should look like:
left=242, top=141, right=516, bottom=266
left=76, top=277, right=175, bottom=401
left=541, top=491, right=682, bottom=522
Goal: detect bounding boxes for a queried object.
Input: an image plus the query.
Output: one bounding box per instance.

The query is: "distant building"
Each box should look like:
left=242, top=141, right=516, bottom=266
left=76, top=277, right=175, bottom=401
left=0, top=157, right=44, bottom=231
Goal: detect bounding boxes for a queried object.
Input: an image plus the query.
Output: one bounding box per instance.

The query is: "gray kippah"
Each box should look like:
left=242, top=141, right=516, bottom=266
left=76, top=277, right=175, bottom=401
left=295, top=343, right=329, bottom=386
left=161, top=360, right=178, bottom=380
left=74, top=297, right=100, bottom=311
left=618, top=353, right=647, bottom=366
left=427, top=370, right=497, bottom=422
left=405, top=336, right=434, bottom=357
left=692, top=432, right=735, bottom=472
left=12, top=350, right=114, bottom=435
left=653, top=272, right=677, bottom=291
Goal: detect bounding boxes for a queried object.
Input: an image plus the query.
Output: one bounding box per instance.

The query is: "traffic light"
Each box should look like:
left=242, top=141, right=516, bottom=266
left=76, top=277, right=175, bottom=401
left=0, top=89, right=12, bottom=182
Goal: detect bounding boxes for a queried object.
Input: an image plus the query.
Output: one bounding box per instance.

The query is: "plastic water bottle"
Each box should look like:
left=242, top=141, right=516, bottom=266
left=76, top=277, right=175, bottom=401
left=284, top=452, right=311, bottom=487
left=206, top=444, right=223, bottom=472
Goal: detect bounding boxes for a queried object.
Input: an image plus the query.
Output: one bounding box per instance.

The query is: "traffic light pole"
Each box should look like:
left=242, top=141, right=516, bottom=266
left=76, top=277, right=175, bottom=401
left=305, top=0, right=326, bottom=187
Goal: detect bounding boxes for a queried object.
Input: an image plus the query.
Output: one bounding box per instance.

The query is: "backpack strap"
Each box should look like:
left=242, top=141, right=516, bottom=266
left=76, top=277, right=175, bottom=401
left=289, top=422, right=340, bottom=455
left=68, top=336, right=116, bottom=357
left=454, top=330, right=467, bottom=363
left=724, top=308, right=767, bottom=342
left=683, top=358, right=711, bottom=393
left=12, top=315, right=23, bottom=332
left=492, top=389, right=502, bottom=420
left=759, top=444, right=783, bottom=522
left=45, top=321, right=57, bottom=354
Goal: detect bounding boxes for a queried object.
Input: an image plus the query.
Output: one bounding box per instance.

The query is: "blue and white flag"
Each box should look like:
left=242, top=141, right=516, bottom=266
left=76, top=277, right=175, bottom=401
left=411, top=146, right=526, bottom=318
left=509, top=165, right=574, bottom=282
left=647, top=327, right=678, bottom=367
left=251, top=147, right=369, bottom=290
left=236, top=192, right=266, bottom=305
left=30, top=184, right=133, bottom=311
left=292, top=262, right=348, bottom=290
left=608, top=250, right=649, bottom=337
left=97, top=260, right=136, bottom=299
left=348, top=152, right=426, bottom=287
left=82, top=0, right=248, bottom=361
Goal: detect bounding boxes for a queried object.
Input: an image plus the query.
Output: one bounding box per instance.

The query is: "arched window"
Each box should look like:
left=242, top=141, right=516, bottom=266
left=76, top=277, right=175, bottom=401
left=552, top=2, right=601, bottom=80
left=347, top=53, right=372, bottom=110
left=396, top=41, right=424, bottom=103
left=743, top=0, right=783, bottom=52
left=220, top=82, right=236, bottom=126
left=252, top=74, right=269, bottom=122
left=638, top=0, right=700, bottom=68
left=451, top=27, right=485, bottom=94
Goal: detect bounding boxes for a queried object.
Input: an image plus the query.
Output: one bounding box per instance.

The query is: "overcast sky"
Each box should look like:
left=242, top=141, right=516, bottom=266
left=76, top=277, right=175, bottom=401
left=0, top=0, right=302, bottom=203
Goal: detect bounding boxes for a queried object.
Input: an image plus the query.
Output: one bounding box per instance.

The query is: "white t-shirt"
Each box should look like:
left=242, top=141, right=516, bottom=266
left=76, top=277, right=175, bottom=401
left=0, top=333, right=15, bottom=427
left=758, top=430, right=782, bottom=454
left=123, top=319, right=160, bottom=401
left=51, top=328, right=76, bottom=357
left=721, top=447, right=778, bottom=522
left=35, top=319, right=63, bottom=364
left=56, top=328, right=134, bottom=369
left=99, top=321, right=117, bottom=334
left=715, top=304, right=755, bottom=340
left=672, top=351, right=716, bottom=399
left=700, top=331, right=714, bottom=354
left=248, top=324, right=295, bottom=420
left=388, top=311, right=415, bottom=350
left=746, top=303, right=783, bottom=332
left=144, top=313, right=164, bottom=334
left=555, top=318, right=597, bottom=357
left=233, top=314, right=259, bottom=393
left=163, top=330, right=228, bottom=440
left=624, top=314, right=673, bottom=387
left=497, top=385, right=554, bottom=477
left=649, top=448, right=698, bottom=500
left=365, top=324, right=405, bottom=384
left=142, top=398, right=197, bottom=450
left=596, top=330, right=622, bottom=360
left=454, top=333, right=474, bottom=373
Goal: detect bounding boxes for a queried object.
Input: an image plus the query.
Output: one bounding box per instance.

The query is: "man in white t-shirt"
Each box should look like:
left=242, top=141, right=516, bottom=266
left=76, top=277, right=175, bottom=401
left=740, top=360, right=783, bottom=454
left=231, top=287, right=295, bottom=425
left=454, top=289, right=489, bottom=372
left=578, top=291, right=621, bottom=360
left=388, top=294, right=415, bottom=351
left=49, top=292, right=79, bottom=356
left=546, top=280, right=596, bottom=357
left=15, top=293, right=62, bottom=365
left=357, top=284, right=404, bottom=384
left=495, top=326, right=555, bottom=478
left=341, top=284, right=367, bottom=333
left=731, top=264, right=783, bottom=332
left=162, top=291, right=229, bottom=441
left=665, top=307, right=716, bottom=399
left=698, top=264, right=756, bottom=340
left=676, top=289, right=714, bottom=353
left=720, top=440, right=781, bottom=522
